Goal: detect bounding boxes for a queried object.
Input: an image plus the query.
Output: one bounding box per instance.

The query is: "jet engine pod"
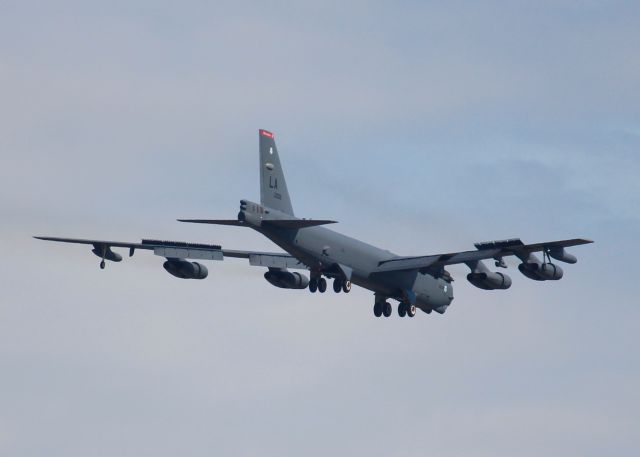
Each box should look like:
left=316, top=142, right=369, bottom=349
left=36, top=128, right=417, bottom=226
left=163, top=259, right=208, bottom=279
left=264, top=269, right=309, bottom=289
left=518, top=262, right=544, bottom=281
left=518, top=262, right=563, bottom=281
left=466, top=271, right=512, bottom=290
left=538, top=262, right=563, bottom=280
left=549, top=247, right=577, bottom=264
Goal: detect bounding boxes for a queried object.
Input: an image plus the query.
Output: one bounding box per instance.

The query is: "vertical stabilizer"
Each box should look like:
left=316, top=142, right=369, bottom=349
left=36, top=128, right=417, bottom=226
left=259, top=129, right=294, bottom=216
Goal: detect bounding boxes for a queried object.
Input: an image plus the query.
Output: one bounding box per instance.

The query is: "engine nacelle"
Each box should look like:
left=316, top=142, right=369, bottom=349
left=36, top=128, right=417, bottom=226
left=518, top=262, right=563, bottom=281
left=467, top=271, right=512, bottom=290
left=264, top=269, right=309, bottom=289
left=538, top=262, right=563, bottom=280
left=163, top=259, right=208, bottom=279
left=549, top=247, right=577, bottom=264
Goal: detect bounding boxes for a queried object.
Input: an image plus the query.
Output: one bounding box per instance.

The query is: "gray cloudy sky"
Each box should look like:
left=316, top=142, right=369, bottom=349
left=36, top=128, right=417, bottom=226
left=1, top=1, right=639, bottom=456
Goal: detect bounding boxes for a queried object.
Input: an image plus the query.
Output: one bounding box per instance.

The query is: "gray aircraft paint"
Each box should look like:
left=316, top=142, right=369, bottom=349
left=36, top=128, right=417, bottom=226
left=34, top=129, right=592, bottom=317
left=259, top=129, right=294, bottom=217
left=252, top=129, right=452, bottom=311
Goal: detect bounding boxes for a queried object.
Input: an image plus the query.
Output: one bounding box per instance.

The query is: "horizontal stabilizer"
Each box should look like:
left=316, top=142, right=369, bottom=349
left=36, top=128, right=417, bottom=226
left=177, top=219, right=247, bottom=226
left=177, top=219, right=335, bottom=229
left=263, top=219, right=337, bottom=229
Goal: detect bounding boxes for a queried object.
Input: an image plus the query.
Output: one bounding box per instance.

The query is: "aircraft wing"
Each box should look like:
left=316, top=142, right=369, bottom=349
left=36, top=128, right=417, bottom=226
left=374, top=238, right=593, bottom=273
left=34, top=236, right=308, bottom=270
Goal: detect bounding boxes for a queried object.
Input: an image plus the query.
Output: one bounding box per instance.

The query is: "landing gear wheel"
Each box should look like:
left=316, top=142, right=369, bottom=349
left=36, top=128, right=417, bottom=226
left=318, top=277, right=327, bottom=293
left=373, top=302, right=383, bottom=317
left=333, top=279, right=343, bottom=293
left=342, top=281, right=351, bottom=293
left=398, top=302, right=407, bottom=317
left=100, top=260, right=106, bottom=270
left=407, top=304, right=417, bottom=317
left=383, top=301, right=392, bottom=317
left=309, top=278, right=318, bottom=293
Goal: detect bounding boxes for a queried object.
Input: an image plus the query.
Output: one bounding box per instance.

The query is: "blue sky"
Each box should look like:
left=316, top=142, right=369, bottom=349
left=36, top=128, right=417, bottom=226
left=1, top=1, right=638, bottom=456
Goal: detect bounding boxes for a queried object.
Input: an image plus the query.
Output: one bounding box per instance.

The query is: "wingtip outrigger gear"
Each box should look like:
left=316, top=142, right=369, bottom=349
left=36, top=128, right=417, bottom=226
left=91, top=243, right=122, bottom=270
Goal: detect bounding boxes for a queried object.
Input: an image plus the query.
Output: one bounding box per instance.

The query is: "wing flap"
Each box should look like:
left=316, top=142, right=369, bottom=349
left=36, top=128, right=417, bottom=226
left=152, top=247, right=224, bottom=261
left=248, top=253, right=306, bottom=269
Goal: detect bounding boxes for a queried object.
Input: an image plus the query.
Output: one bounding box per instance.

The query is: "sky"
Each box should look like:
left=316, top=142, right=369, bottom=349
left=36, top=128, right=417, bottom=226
left=1, top=1, right=639, bottom=456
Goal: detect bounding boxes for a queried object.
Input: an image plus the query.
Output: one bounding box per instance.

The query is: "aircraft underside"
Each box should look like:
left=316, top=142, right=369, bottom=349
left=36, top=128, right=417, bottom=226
left=258, top=226, right=455, bottom=318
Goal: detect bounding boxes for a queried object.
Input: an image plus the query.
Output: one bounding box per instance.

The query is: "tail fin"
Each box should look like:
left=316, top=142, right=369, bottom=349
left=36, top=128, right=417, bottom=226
left=259, top=129, right=294, bottom=216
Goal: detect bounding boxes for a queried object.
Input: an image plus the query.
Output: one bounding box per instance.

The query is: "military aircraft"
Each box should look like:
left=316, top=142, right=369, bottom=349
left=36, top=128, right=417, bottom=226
left=36, top=129, right=593, bottom=318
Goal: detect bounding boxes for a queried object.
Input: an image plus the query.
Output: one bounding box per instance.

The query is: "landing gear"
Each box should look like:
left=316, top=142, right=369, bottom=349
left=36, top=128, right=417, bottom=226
left=332, top=278, right=352, bottom=293
left=317, top=277, right=327, bottom=293
left=398, top=302, right=407, bottom=317
left=309, top=276, right=327, bottom=293
left=375, top=298, right=417, bottom=318
left=398, top=302, right=417, bottom=317
left=374, top=295, right=393, bottom=318
left=100, top=260, right=106, bottom=270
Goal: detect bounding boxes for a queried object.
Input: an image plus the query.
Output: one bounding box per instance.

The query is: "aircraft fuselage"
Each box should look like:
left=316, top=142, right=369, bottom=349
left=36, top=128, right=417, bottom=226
left=243, top=199, right=454, bottom=312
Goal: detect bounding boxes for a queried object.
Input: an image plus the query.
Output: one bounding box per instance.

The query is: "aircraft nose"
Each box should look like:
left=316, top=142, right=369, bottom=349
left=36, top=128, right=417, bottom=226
left=445, top=283, right=454, bottom=303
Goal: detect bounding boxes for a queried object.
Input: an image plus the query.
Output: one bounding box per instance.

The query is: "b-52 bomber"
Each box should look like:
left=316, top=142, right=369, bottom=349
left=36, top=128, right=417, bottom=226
left=36, top=130, right=593, bottom=318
